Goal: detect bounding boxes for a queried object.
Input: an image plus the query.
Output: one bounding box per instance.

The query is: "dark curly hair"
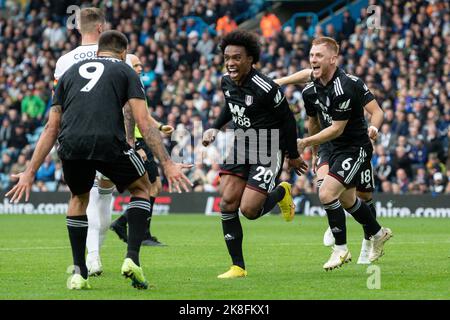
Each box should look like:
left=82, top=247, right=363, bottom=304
left=219, top=29, right=261, bottom=64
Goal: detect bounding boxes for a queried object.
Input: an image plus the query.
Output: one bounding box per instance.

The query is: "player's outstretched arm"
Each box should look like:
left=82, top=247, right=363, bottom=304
left=271, top=91, right=308, bottom=175
left=6, top=105, right=62, bottom=203
left=128, top=98, right=193, bottom=193
left=298, top=119, right=348, bottom=152
left=364, top=100, right=384, bottom=140
left=274, top=69, right=313, bottom=86
left=306, top=116, right=321, bottom=173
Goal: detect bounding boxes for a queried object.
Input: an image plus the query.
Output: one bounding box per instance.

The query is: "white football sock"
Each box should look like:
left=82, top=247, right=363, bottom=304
left=97, top=186, right=114, bottom=249
left=373, top=227, right=384, bottom=240
left=86, top=185, right=114, bottom=260
left=334, top=244, right=348, bottom=251
left=361, top=238, right=371, bottom=250
left=86, top=186, right=101, bottom=260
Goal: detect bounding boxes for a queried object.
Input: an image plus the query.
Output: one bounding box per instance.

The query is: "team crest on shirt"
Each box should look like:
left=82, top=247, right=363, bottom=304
left=245, top=95, right=253, bottom=106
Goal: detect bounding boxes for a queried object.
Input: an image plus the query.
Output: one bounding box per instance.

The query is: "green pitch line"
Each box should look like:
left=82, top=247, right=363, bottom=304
left=0, top=214, right=449, bottom=300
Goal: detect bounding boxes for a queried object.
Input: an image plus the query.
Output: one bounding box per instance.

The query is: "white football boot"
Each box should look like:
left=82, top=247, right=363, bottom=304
left=323, top=227, right=335, bottom=247
left=87, top=254, right=103, bottom=277
left=323, top=246, right=352, bottom=271
left=369, top=227, right=393, bottom=262
left=357, top=239, right=372, bottom=264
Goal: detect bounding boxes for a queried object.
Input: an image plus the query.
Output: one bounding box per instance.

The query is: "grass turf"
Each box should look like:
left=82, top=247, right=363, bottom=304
left=0, top=214, right=449, bottom=300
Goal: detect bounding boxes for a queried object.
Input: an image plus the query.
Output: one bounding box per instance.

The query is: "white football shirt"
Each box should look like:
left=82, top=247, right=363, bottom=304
left=54, top=44, right=132, bottom=81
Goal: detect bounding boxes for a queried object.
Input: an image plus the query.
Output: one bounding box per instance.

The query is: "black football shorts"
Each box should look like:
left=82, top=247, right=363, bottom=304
left=327, top=145, right=374, bottom=191
left=62, top=148, right=146, bottom=195
left=316, top=144, right=332, bottom=170
left=219, top=149, right=284, bottom=194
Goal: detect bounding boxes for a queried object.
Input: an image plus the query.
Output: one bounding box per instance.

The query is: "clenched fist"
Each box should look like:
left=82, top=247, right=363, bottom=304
left=202, top=128, right=219, bottom=147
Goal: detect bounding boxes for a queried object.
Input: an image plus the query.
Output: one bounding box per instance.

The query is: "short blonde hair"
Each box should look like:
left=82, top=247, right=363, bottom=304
left=312, top=36, right=340, bottom=55
left=79, top=7, right=105, bottom=34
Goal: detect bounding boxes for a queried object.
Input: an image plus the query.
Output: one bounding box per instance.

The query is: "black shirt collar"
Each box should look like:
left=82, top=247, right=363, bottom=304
left=314, top=67, right=343, bottom=88
left=239, top=67, right=257, bottom=87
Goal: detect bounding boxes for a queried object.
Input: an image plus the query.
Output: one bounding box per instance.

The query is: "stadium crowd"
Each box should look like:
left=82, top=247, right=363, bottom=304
left=0, top=0, right=449, bottom=195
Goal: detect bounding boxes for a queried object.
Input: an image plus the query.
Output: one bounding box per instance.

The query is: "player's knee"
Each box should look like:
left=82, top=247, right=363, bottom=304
left=319, top=188, right=335, bottom=204
left=129, top=176, right=151, bottom=200
left=339, top=197, right=354, bottom=209
left=357, top=191, right=372, bottom=202
left=72, top=193, right=89, bottom=206
left=339, top=190, right=357, bottom=208
left=98, top=177, right=114, bottom=189
left=219, top=197, right=239, bottom=212
left=239, top=205, right=260, bottom=220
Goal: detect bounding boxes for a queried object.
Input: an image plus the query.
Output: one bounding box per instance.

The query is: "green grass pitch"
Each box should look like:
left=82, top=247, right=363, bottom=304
left=0, top=214, right=449, bottom=300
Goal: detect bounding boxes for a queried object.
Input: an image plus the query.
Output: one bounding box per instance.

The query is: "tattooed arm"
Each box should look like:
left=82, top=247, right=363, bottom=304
left=123, top=102, right=136, bottom=147
left=6, top=105, right=62, bottom=202
left=127, top=98, right=193, bottom=193
left=127, top=98, right=170, bottom=164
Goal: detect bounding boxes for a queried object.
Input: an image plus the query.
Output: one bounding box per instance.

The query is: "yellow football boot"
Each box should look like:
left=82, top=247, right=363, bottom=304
left=217, top=265, right=247, bottom=279
left=277, top=182, right=295, bottom=222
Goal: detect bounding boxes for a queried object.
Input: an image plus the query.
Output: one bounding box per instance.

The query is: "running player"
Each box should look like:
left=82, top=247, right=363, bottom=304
left=275, top=67, right=384, bottom=264
left=202, top=30, right=308, bottom=279
left=7, top=30, right=192, bottom=290
left=296, top=37, right=392, bottom=270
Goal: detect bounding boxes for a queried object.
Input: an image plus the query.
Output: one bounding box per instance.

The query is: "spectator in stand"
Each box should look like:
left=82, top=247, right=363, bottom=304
left=204, top=162, right=220, bottom=192
left=42, top=21, right=66, bottom=47
left=7, top=124, right=28, bottom=156
left=260, top=9, right=282, bottom=39
left=341, top=10, right=356, bottom=38
left=374, top=154, right=394, bottom=191
left=21, top=89, right=46, bottom=126
left=430, top=172, right=447, bottom=195
left=391, top=110, right=409, bottom=137
left=394, top=168, right=410, bottom=194
left=392, top=145, right=413, bottom=178
left=0, top=152, right=13, bottom=188
left=0, top=118, right=13, bottom=150
left=216, top=11, right=237, bottom=36
left=378, top=123, right=396, bottom=151
left=381, top=180, right=393, bottom=193
left=409, top=138, right=428, bottom=167
left=35, top=154, right=55, bottom=183
left=425, top=124, right=446, bottom=162
left=8, top=153, right=27, bottom=189
left=196, top=31, right=215, bottom=62
left=427, top=152, right=446, bottom=176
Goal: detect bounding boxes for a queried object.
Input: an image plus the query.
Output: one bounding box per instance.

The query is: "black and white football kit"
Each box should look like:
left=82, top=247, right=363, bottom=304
left=52, top=57, right=147, bottom=195
left=213, top=68, right=300, bottom=194
left=302, top=68, right=375, bottom=190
